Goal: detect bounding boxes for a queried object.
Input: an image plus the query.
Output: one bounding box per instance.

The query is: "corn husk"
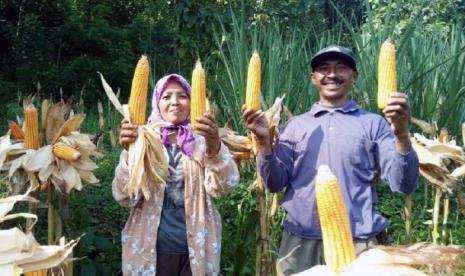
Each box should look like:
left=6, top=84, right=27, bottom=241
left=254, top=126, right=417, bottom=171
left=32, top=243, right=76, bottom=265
left=0, top=189, right=38, bottom=218
left=99, top=72, right=173, bottom=199
left=126, top=123, right=170, bottom=199
left=45, top=103, right=70, bottom=144
left=410, top=117, right=436, bottom=136
left=218, top=95, right=287, bottom=163
left=296, top=243, right=465, bottom=276
left=0, top=193, right=78, bottom=275
left=411, top=132, right=465, bottom=193
left=20, top=132, right=101, bottom=194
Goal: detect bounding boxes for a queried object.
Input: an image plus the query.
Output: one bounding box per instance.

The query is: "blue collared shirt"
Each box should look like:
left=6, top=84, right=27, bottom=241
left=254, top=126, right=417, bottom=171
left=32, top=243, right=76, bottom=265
left=258, top=100, right=419, bottom=239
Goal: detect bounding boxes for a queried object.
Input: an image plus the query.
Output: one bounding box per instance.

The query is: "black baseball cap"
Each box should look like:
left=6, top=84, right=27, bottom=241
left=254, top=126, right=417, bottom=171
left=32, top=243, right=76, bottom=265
left=311, top=45, right=357, bottom=71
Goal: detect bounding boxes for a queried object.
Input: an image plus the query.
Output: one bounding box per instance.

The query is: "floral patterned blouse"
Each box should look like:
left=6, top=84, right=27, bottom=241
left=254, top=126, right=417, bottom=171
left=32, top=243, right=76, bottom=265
left=112, top=134, right=240, bottom=276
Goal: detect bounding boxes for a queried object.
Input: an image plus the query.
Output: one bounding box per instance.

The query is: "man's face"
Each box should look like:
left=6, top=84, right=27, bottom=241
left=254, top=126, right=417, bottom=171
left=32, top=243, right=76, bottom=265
left=311, top=57, right=358, bottom=105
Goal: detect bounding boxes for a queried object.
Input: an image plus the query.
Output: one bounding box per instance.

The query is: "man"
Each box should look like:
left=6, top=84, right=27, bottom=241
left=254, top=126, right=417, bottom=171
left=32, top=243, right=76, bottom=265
left=242, top=45, right=419, bottom=275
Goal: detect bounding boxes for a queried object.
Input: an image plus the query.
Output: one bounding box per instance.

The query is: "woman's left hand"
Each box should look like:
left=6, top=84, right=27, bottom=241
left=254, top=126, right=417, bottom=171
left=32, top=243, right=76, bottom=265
left=195, top=113, right=221, bottom=156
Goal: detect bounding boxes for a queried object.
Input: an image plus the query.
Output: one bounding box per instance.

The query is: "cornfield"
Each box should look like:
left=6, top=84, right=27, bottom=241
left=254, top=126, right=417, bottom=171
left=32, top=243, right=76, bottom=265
left=0, top=1, right=465, bottom=275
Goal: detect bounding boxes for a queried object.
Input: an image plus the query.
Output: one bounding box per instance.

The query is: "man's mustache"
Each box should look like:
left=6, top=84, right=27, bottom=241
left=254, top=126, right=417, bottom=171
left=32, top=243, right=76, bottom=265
left=322, top=76, right=344, bottom=85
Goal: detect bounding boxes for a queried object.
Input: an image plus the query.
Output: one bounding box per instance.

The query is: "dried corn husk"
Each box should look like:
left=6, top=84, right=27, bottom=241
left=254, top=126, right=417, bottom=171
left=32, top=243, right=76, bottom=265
left=410, top=117, right=435, bottom=136
left=0, top=190, right=38, bottom=217
left=296, top=243, right=465, bottom=276
left=20, top=132, right=101, bottom=194
left=100, top=72, right=171, bottom=199
left=45, top=103, right=70, bottom=144
left=127, top=123, right=170, bottom=199
left=411, top=131, right=465, bottom=193
left=51, top=114, right=85, bottom=144
left=0, top=193, right=78, bottom=275
left=218, top=96, right=287, bottom=163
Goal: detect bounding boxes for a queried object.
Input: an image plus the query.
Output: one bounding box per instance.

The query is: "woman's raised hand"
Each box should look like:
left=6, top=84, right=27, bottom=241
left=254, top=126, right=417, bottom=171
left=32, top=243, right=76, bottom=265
left=195, top=113, right=221, bottom=156
left=119, top=118, right=138, bottom=150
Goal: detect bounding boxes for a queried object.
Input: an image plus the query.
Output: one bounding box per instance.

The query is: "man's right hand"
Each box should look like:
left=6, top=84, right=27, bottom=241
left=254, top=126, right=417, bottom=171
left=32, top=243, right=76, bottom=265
left=242, top=108, right=272, bottom=155
left=119, top=118, right=138, bottom=150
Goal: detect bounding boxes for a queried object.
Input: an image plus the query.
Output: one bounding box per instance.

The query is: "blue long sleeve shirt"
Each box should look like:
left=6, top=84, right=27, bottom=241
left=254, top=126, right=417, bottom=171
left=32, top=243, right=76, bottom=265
left=258, top=100, right=419, bottom=239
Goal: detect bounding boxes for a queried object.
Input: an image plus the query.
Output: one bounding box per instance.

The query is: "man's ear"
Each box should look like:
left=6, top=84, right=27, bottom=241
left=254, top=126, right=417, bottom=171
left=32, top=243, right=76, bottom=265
left=310, top=72, right=317, bottom=85
left=352, top=71, right=359, bottom=82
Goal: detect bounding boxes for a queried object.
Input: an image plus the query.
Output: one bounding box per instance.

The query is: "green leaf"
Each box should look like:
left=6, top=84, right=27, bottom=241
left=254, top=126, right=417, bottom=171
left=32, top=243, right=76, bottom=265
left=94, top=236, right=113, bottom=251
left=80, top=261, right=97, bottom=276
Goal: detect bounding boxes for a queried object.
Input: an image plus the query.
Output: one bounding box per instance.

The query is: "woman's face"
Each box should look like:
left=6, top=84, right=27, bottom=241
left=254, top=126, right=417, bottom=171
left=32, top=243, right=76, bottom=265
left=158, top=80, right=190, bottom=124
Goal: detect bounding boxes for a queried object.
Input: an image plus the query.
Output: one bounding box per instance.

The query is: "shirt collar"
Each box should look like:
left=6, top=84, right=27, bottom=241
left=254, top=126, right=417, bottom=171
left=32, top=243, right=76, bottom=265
left=309, top=100, right=359, bottom=116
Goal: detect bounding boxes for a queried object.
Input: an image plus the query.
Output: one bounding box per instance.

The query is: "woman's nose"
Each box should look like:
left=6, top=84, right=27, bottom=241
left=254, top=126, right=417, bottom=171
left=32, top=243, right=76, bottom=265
left=170, top=96, right=180, bottom=104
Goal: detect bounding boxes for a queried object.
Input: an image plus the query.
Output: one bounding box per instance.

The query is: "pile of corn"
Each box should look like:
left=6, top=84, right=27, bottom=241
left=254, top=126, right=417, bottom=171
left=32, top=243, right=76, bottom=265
left=0, top=100, right=101, bottom=194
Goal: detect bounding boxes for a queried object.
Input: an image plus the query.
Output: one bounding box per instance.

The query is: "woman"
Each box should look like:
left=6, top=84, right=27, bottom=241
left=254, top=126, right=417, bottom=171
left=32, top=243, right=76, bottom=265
left=112, top=74, right=239, bottom=276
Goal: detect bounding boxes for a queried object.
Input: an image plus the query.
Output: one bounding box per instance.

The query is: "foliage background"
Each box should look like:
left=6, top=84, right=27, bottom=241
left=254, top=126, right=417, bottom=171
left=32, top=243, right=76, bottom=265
left=1, top=0, right=465, bottom=275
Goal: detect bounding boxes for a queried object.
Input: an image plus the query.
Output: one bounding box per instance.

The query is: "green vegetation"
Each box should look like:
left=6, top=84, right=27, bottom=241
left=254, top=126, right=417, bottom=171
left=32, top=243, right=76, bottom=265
left=1, top=0, right=465, bottom=275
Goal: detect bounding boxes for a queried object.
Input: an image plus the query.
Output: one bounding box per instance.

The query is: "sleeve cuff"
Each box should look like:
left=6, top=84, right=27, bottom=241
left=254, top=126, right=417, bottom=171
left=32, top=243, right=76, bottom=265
left=394, top=145, right=418, bottom=169
left=258, top=150, right=275, bottom=162
left=115, top=150, right=129, bottom=181
left=204, top=143, right=228, bottom=168
left=395, top=145, right=416, bottom=158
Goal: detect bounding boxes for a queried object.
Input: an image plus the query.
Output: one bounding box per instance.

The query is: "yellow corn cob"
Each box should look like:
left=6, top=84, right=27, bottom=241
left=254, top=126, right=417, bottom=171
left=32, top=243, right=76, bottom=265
left=8, top=121, right=25, bottom=140
left=377, top=38, right=397, bottom=109
left=245, top=50, right=261, bottom=111
left=24, top=104, right=40, bottom=150
left=24, top=270, right=48, bottom=276
left=128, top=55, right=150, bottom=125
left=190, top=59, right=206, bottom=129
left=53, top=144, right=81, bottom=161
left=315, top=165, right=355, bottom=273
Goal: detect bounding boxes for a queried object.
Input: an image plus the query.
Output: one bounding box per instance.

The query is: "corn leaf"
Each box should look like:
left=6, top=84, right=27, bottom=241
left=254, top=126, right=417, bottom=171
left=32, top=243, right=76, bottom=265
left=98, top=72, right=124, bottom=116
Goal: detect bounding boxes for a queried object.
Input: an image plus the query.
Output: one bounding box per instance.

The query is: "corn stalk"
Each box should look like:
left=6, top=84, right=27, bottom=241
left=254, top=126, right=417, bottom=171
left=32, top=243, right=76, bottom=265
left=253, top=141, right=272, bottom=276
left=432, top=188, right=441, bottom=244
left=403, top=194, right=412, bottom=243
left=441, top=194, right=450, bottom=244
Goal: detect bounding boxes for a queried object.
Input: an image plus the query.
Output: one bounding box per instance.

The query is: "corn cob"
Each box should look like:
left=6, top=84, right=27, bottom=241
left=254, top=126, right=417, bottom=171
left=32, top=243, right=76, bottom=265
left=8, top=121, right=25, bottom=140
left=315, top=165, right=355, bottom=273
left=53, top=144, right=81, bottom=161
left=377, top=38, right=397, bottom=109
left=24, top=269, right=48, bottom=276
left=245, top=50, right=262, bottom=111
left=190, top=59, right=206, bottom=129
left=24, top=104, right=40, bottom=150
left=128, top=55, right=150, bottom=125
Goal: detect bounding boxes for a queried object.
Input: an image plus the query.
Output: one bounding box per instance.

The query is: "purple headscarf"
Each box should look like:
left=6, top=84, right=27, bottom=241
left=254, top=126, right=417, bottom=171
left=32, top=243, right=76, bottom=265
left=148, top=74, right=195, bottom=157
